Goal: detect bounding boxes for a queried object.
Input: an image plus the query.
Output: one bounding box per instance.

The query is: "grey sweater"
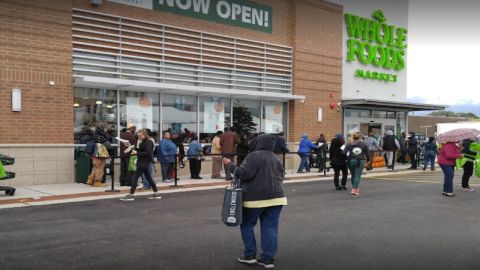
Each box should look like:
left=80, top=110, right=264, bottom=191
left=232, top=134, right=286, bottom=202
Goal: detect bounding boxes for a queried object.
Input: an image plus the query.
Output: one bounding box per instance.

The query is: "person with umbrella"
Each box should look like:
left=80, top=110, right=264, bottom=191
left=437, top=128, right=480, bottom=197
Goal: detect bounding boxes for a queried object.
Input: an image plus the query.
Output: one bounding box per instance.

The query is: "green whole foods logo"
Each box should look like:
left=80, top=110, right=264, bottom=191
left=344, top=10, right=407, bottom=83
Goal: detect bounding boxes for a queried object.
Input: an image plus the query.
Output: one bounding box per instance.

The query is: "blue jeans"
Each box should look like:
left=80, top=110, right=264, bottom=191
left=440, top=164, right=454, bottom=193
left=240, top=206, right=283, bottom=261
left=348, top=159, right=365, bottom=189
left=423, top=152, right=436, bottom=170
left=297, top=154, right=310, bottom=172
left=141, top=162, right=153, bottom=188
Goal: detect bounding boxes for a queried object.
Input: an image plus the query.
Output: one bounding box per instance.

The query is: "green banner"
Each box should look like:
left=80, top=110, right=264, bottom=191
left=154, top=0, right=272, bottom=33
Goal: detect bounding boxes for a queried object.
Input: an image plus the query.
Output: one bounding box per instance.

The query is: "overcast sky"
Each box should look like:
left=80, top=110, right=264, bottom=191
left=407, top=0, right=480, bottom=109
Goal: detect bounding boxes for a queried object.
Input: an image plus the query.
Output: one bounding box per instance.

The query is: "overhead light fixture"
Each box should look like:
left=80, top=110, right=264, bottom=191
left=106, top=104, right=112, bottom=109
left=73, top=103, right=80, bottom=108
left=96, top=100, right=103, bottom=105
left=12, top=88, right=21, bottom=112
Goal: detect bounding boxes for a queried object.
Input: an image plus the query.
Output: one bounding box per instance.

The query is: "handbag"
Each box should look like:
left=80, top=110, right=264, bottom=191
left=128, top=155, right=138, bottom=171
left=221, top=175, right=243, bottom=227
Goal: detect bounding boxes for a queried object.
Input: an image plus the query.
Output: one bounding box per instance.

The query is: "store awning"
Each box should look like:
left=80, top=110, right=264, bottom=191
left=342, top=99, right=446, bottom=111
left=74, top=76, right=305, bottom=102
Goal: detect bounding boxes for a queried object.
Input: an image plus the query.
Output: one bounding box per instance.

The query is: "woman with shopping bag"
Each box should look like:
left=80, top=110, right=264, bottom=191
left=120, top=129, right=162, bottom=201
left=223, top=134, right=287, bottom=269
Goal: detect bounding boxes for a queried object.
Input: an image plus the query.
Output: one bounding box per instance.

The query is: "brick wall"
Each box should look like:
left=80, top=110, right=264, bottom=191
left=0, top=0, right=73, bottom=144
left=289, top=0, right=343, bottom=142
left=0, top=0, right=343, bottom=143
left=408, top=115, right=473, bottom=137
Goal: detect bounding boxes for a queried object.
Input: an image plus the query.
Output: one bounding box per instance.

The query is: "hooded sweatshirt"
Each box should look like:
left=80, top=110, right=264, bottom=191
left=232, top=134, right=287, bottom=208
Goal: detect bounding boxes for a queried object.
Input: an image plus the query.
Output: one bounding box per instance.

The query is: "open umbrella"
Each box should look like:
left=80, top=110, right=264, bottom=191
left=436, top=128, right=480, bottom=143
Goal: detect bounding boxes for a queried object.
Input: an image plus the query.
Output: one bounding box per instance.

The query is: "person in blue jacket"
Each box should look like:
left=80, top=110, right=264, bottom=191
left=187, top=134, right=204, bottom=179
left=157, top=131, right=177, bottom=183
left=297, top=133, right=319, bottom=173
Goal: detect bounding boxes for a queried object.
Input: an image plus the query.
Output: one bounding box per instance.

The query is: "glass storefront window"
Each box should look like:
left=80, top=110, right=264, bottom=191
left=396, top=111, right=407, bottom=137
left=119, top=91, right=160, bottom=140
left=372, top=110, right=396, bottom=119
left=162, top=95, right=197, bottom=143
left=346, top=124, right=360, bottom=138
left=233, top=99, right=260, bottom=135
left=262, top=101, right=287, bottom=134
left=345, top=109, right=370, bottom=118
left=199, top=97, right=231, bottom=143
left=74, top=88, right=117, bottom=143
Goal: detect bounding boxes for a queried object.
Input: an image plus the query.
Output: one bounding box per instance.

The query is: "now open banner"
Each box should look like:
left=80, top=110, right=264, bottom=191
left=108, top=0, right=273, bottom=33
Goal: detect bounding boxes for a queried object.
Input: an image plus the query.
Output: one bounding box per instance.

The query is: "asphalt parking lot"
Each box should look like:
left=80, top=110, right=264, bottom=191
left=1, top=171, right=480, bottom=270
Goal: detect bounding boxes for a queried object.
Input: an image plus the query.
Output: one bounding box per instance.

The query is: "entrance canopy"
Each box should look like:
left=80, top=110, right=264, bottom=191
left=74, top=76, right=305, bottom=102
left=342, top=99, right=446, bottom=111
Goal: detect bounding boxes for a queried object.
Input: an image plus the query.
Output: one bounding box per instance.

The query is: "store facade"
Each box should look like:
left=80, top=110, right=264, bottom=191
left=1, top=0, right=345, bottom=185
left=330, top=0, right=444, bottom=138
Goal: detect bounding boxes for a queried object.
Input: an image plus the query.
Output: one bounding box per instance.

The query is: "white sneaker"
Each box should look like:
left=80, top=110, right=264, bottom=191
left=119, top=194, right=134, bottom=201
left=148, top=192, right=162, bottom=199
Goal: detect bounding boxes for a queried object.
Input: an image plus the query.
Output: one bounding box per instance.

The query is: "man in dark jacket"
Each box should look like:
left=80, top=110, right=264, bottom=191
left=396, top=132, right=407, bottom=164
left=329, top=134, right=348, bottom=190
left=119, top=125, right=136, bottom=186
left=315, top=134, right=329, bottom=172
left=461, top=139, right=476, bottom=192
left=407, top=132, right=418, bottom=169
left=223, top=134, right=287, bottom=269
left=382, top=130, right=399, bottom=169
left=273, top=132, right=289, bottom=167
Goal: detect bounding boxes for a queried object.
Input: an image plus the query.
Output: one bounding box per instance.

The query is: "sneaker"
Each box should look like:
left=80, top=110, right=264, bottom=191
left=143, top=187, right=152, bottom=191
left=335, top=186, right=341, bottom=190
left=341, top=186, right=347, bottom=190
left=149, top=192, right=162, bottom=200
left=257, top=259, right=274, bottom=269
left=119, top=194, right=134, bottom=201
left=162, top=179, right=173, bottom=183
left=443, top=192, right=456, bottom=197
left=462, top=188, right=475, bottom=192
left=237, top=255, right=257, bottom=265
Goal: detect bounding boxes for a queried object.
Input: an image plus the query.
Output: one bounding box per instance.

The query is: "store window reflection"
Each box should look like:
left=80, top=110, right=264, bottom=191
left=74, top=88, right=117, bottom=143
left=199, top=97, right=231, bottom=143
left=162, top=95, right=197, bottom=143
left=119, top=91, right=160, bottom=140
left=232, top=99, right=260, bottom=135
left=262, top=101, right=286, bottom=134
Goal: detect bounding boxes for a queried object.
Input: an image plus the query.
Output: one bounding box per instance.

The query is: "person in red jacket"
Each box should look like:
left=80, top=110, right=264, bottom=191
left=438, top=141, right=463, bottom=197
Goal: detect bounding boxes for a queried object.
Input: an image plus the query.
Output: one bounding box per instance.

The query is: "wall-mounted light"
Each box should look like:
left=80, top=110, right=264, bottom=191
left=12, top=88, right=21, bottom=112
left=73, top=103, right=80, bottom=108
left=96, top=100, right=103, bottom=105
left=317, top=108, right=323, bottom=123
left=106, top=104, right=113, bottom=109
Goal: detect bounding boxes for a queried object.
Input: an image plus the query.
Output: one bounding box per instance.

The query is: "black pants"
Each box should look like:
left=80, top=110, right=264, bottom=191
left=189, top=159, right=202, bottom=178
left=409, top=152, right=417, bottom=168
left=120, top=157, right=132, bottom=185
left=130, top=166, right=157, bottom=194
left=332, top=164, right=348, bottom=187
left=462, top=161, right=474, bottom=188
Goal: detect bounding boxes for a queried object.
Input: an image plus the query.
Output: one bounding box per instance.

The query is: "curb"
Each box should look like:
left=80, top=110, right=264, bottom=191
left=0, top=168, right=415, bottom=209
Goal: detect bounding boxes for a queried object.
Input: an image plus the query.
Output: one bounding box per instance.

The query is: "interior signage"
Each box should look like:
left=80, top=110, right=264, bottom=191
left=344, top=10, right=407, bottom=83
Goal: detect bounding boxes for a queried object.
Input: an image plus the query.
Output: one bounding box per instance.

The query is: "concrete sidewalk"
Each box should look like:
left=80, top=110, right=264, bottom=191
left=0, top=163, right=415, bottom=207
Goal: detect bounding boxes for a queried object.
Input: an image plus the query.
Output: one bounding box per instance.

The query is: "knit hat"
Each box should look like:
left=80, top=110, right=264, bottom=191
left=335, top=134, right=343, bottom=139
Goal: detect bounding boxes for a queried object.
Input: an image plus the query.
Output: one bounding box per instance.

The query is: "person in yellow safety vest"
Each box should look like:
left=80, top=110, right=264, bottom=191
left=461, top=139, right=476, bottom=192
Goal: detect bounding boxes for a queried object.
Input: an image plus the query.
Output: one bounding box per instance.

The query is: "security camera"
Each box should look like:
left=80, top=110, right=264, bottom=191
left=337, top=102, right=342, bottom=107
left=300, top=99, right=306, bottom=104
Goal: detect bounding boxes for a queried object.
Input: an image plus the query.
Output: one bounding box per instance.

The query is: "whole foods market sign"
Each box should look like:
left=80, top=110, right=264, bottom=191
left=108, top=0, right=272, bottom=33
left=344, top=10, right=407, bottom=83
